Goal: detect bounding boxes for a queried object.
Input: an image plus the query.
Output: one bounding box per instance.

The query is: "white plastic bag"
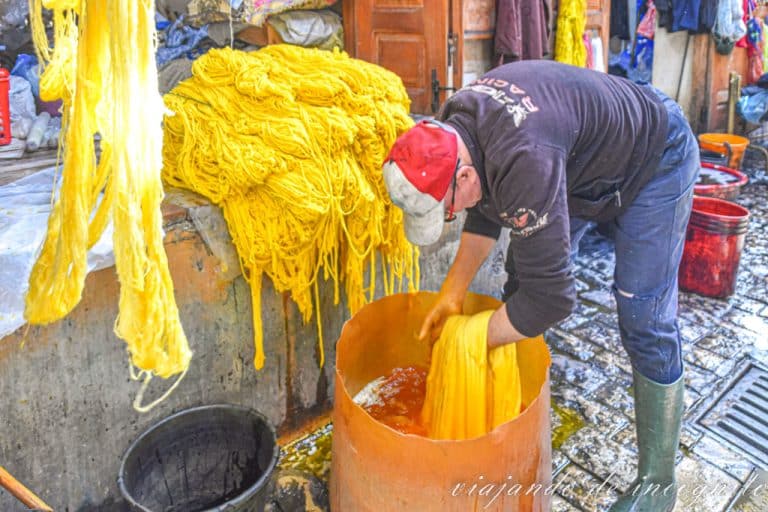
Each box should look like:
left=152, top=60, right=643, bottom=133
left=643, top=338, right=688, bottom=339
left=713, top=0, right=747, bottom=54
left=9, top=75, right=35, bottom=139
left=268, top=9, right=343, bottom=50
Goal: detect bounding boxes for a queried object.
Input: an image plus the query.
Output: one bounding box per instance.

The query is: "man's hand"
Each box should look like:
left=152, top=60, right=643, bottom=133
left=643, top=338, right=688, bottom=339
left=418, top=232, right=497, bottom=343
left=419, top=233, right=496, bottom=342
left=418, top=291, right=463, bottom=343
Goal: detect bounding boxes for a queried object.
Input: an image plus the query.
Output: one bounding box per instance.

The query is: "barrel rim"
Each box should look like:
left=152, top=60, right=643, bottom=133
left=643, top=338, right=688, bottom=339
left=691, top=195, right=750, bottom=221
left=688, top=219, right=749, bottom=235
left=697, top=133, right=750, bottom=147
left=117, top=404, right=279, bottom=512
left=694, top=162, right=749, bottom=196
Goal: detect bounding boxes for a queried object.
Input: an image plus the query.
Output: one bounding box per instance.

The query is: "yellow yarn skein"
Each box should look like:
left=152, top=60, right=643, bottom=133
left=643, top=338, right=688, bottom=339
left=30, top=0, right=79, bottom=103
left=554, top=0, right=588, bottom=67
left=422, top=311, right=523, bottom=440
left=162, top=45, right=419, bottom=370
left=26, top=0, right=192, bottom=406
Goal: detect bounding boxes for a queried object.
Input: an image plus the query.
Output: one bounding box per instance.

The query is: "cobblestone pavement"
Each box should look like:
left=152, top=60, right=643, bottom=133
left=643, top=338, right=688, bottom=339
left=549, top=176, right=768, bottom=512
left=281, top=177, right=768, bottom=512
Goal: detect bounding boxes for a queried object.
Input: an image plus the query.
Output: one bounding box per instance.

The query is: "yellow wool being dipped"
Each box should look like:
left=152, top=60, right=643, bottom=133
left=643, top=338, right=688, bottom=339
left=162, top=45, right=418, bottom=370
left=26, top=0, right=192, bottom=410
left=422, top=310, right=522, bottom=440
left=487, top=341, right=523, bottom=430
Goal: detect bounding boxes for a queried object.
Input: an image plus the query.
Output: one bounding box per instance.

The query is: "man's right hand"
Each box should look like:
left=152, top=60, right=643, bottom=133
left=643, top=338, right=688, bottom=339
left=419, top=232, right=496, bottom=342
left=418, top=292, right=463, bottom=343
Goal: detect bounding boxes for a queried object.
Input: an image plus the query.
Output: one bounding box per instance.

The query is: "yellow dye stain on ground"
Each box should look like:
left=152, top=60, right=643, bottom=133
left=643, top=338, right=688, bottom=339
left=278, top=423, right=333, bottom=482
left=551, top=401, right=585, bottom=450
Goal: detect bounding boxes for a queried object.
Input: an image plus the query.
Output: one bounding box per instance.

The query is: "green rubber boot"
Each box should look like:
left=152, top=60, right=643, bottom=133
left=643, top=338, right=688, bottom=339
left=608, top=369, right=685, bottom=512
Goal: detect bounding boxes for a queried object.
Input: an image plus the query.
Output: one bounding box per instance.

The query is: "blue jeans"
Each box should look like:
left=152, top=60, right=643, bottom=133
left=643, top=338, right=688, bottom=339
left=570, top=91, right=699, bottom=384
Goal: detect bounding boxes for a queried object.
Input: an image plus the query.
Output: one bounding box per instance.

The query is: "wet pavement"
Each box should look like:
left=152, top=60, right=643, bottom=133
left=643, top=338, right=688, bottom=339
left=549, top=174, right=768, bottom=512
left=279, top=174, right=768, bottom=511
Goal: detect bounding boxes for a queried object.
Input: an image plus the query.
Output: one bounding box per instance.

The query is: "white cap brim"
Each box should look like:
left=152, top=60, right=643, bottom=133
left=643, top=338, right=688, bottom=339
left=383, top=160, right=447, bottom=246
left=403, top=203, right=445, bottom=246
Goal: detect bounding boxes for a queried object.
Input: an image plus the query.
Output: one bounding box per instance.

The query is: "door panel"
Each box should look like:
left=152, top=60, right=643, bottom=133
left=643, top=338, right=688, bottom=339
left=344, top=0, right=451, bottom=114
left=378, top=36, right=425, bottom=88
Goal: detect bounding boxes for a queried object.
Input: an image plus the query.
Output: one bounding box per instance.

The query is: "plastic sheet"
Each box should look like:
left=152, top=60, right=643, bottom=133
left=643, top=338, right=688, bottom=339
left=243, top=0, right=337, bottom=27
left=738, top=88, right=768, bottom=123
left=0, top=168, right=115, bottom=339
left=268, top=9, right=343, bottom=50
left=712, top=0, right=747, bottom=55
left=9, top=76, right=35, bottom=125
left=10, top=54, right=39, bottom=98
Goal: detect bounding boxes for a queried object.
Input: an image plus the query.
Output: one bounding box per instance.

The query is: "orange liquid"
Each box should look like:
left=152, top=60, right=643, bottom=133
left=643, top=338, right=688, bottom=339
left=363, top=365, right=529, bottom=437
left=363, top=366, right=429, bottom=436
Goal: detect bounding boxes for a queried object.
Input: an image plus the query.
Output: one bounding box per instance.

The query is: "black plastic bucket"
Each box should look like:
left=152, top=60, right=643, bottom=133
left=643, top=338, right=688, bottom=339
left=700, top=149, right=730, bottom=167
left=118, top=405, right=279, bottom=512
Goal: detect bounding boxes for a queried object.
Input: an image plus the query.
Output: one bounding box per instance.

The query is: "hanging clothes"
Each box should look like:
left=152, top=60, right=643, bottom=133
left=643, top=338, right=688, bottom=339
left=737, top=0, right=756, bottom=48
left=626, top=0, right=654, bottom=83
left=631, top=0, right=645, bottom=47
left=656, top=0, right=672, bottom=29
left=671, top=0, right=701, bottom=32
left=611, top=0, right=630, bottom=40
left=713, top=0, right=747, bottom=55
left=494, top=0, right=553, bottom=64
left=584, top=31, right=595, bottom=69
left=592, top=34, right=606, bottom=72
left=637, top=1, right=657, bottom=38
left=657, top=0, right=716, bottom=32
left=763, top=21, right=768, bottom=73
left=697, top=0, right=718, bottom=33
left=746, top=14, right=764, bottom=84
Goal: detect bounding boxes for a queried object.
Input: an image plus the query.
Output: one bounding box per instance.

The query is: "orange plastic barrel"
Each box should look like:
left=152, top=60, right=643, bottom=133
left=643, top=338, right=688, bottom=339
left=330, top=292, right=552, bottom=511
left=698, top=133, right=749, bottom=169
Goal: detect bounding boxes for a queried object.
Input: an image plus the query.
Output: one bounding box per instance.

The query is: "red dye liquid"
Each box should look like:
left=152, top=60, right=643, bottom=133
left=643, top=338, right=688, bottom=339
left=363, top=366, right=429, bottom=436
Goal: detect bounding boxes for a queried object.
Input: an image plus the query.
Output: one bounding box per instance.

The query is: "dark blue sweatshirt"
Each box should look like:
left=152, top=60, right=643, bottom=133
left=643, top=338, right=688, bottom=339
left=438, top=60, right=668, bottom=336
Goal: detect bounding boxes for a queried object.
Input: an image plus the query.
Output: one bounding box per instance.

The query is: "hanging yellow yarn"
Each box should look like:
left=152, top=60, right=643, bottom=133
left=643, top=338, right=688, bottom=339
left=26, top=0, right=192, bottom=409
left=554, top=0, right=588, bottom=67
left=162, top=45, right=419, bottom=370
left=421, top=310, right=522, bottom=440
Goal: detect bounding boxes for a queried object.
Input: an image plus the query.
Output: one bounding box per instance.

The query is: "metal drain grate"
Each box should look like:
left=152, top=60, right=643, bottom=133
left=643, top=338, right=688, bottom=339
left=697, top=362, right=768, bottom=470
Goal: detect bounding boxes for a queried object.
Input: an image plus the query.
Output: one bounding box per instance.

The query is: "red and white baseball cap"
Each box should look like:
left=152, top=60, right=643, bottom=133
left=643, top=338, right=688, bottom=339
left=382, top=120, right=458, bottom=246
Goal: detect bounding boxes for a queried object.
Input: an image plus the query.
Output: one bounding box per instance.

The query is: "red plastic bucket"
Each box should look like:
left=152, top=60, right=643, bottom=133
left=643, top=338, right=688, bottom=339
left=0, top=68, right=10, bottom=145
left=679, top=196, right=750, bottom=298
left=694, top=163, right=748, bottom=201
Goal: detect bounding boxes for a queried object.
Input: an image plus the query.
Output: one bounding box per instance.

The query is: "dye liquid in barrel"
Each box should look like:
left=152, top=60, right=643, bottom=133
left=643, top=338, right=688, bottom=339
left=697, top=166, right=739, bottom=185
left=361, top=366, right=429, bottom=436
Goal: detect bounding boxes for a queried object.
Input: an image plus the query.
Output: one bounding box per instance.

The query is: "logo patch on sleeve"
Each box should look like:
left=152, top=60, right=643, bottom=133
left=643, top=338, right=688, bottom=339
left=500, top=208, right=549, bottom=237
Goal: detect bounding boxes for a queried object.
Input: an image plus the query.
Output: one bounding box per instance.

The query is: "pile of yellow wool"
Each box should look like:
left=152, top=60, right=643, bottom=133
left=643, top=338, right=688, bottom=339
left=162, top=45, right=419, bottom=369
left=422, top=311, right=523, bottom=439
left=26, top=0, right=191, bottom=410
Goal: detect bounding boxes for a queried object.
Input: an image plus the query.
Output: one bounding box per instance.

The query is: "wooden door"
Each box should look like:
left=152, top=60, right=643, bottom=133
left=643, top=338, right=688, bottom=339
left=344, top=0, right=457, bottom=114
